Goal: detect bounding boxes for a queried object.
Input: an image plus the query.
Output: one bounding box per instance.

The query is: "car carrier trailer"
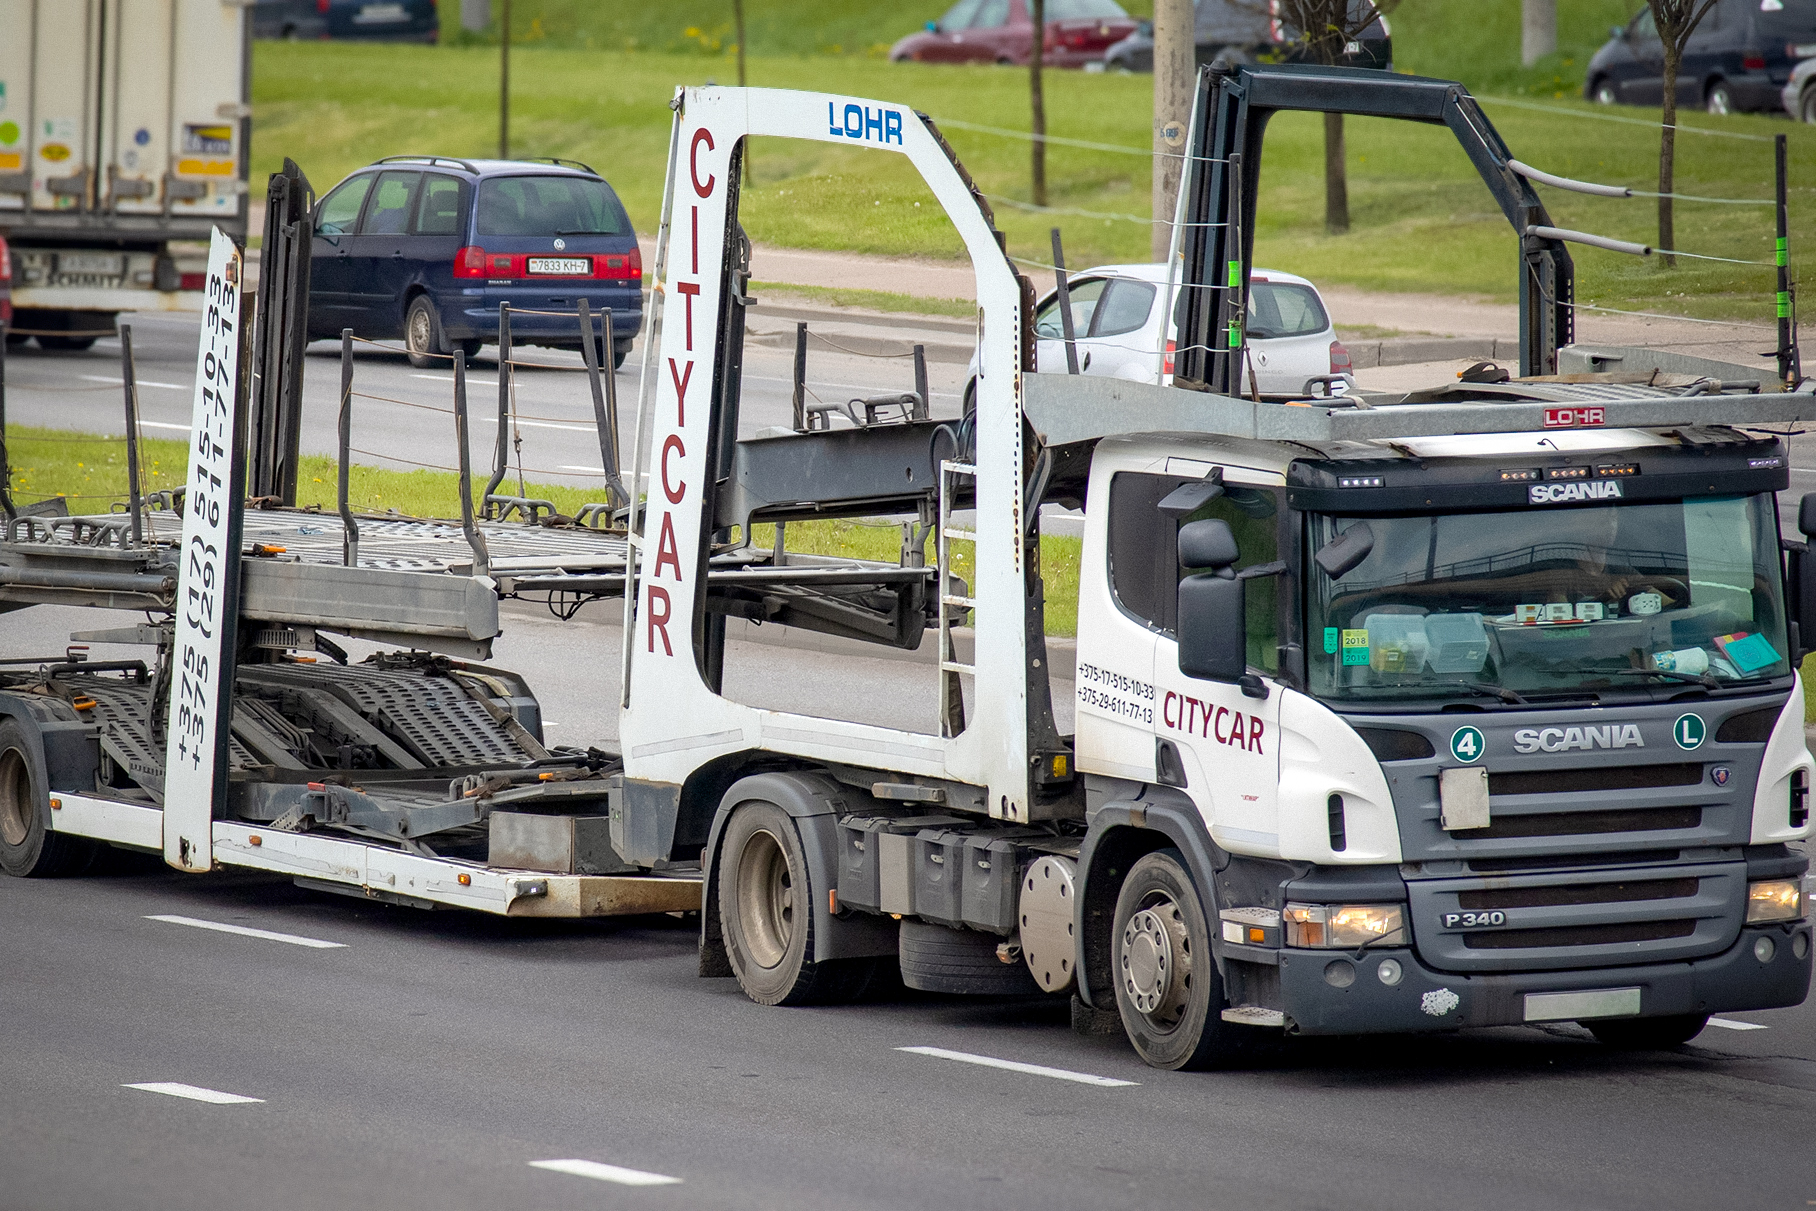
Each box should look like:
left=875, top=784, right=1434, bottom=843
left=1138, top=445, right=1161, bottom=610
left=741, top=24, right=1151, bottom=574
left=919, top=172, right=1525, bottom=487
left=3, top=64, right=1813, bottom=1070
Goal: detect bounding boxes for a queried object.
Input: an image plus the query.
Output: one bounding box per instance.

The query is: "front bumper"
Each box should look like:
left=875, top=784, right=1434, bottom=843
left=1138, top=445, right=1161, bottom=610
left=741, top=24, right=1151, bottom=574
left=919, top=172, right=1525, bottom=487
left=1271, top=922, right=1811, bottom=1035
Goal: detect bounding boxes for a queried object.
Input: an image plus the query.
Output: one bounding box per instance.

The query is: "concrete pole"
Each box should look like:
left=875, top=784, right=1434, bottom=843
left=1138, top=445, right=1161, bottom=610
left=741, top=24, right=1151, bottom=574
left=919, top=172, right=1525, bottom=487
left=1151, top=0, right=1194, bottom=260
left=1521, top=0, right=1556, bottom=67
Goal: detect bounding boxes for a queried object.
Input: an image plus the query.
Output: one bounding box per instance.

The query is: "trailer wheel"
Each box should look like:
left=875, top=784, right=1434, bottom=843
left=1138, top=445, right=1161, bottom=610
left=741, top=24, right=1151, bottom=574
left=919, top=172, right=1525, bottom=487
left=719, top=801, right=873, bottom=1006
left=1110, top=848, right=1250, bottom=1070
left=1586, top=1013, right=1709, bottom=1049
left=0, top=720, right=94, bottom=878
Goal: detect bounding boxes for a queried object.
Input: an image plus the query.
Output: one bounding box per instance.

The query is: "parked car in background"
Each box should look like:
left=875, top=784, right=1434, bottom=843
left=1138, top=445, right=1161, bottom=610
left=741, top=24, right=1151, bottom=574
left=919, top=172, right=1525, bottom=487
left=889, top=0, right=1137, bottom=66
left=1586, top=0, right=1816, bottom=113
left=963, top=262, right=1351, bottom=403
left=1784, top=54, right=1816, bottom=120
left=253, top=0, right=439, bottom=42
left=309, top=156, right=642, bottom=369
left=1104, top=0, right=1391, bottom=74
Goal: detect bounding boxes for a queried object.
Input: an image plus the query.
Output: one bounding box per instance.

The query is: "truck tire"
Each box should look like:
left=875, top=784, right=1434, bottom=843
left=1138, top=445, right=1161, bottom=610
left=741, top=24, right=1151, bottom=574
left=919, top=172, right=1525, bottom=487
left=1586, top=1013, right=1709, bottom=1049
left=0, top=720, right=94, bottom=878
left=718, top=800, right=877, bottom=1006
left=404, top=296, right=445, bottom=370
left=36, top=335, right=97, bottom=352
left=898, top=919, right=1041, bottom=995
left=1110, top=848, right=1252, bottom=1070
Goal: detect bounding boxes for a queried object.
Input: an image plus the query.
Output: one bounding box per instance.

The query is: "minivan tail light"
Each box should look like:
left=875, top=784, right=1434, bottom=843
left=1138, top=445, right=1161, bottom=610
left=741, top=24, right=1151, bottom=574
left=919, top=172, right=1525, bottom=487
left=455, top=246, right=487, bottom=278
left=1330, top=339, right=1353, bottom=374
left=596, top=252, right=639, bottom=280
left=317, top=0, right=329, bottom=11
left=1164, top=339, right=1176, bottom=376
left=0, top=235, right=10, bottom=282
left=1742, top=53, right=1766, bottom=70
left=629, top=245, right=642, bottom=279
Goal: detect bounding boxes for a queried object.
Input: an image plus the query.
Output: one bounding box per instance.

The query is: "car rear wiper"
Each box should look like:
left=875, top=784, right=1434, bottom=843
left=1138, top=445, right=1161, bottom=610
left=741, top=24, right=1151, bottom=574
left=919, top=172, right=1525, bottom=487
left=1550, top=666, right=1721, bottom=691
left=555, top=228, right=614, bottom=235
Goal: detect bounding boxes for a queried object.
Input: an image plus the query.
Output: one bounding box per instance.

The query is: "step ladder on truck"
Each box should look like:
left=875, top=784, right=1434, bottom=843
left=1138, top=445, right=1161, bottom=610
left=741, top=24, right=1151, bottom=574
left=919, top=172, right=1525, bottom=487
left=1, top=63, right=1812, bottom=1072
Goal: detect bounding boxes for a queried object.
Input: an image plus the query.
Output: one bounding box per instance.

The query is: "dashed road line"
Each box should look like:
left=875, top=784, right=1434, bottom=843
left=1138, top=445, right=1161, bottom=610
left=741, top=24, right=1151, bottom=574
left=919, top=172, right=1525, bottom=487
left=146, top=914, right=345, bottom=949
left=529, top=1159, right=682, bottom=1187
left=78, top=374, right=188, bottom=390
left=1706, top=1017, right=1769, bottom=1031
left=897, top=1045, right=1139, bottom=1087
left=139, top=420, right=192, bottom=431
left=125, top=1082, right=264, bottom=1105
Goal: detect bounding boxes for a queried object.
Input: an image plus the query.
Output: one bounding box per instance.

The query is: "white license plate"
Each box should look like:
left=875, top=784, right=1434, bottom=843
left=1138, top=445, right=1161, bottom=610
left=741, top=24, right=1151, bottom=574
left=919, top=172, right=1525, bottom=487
left=1523, top=987, right=1642, bottom=1022
left=58, top=253, right=124, bottom=276
left=355, top=3, right=408, bottom=23
left=527, top=257, right=591, bottom=276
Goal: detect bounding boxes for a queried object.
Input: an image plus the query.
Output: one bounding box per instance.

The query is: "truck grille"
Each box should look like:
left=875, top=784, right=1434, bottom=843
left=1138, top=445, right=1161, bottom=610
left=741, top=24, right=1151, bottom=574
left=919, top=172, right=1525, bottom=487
left=1488, top=763, right=1702, bottom=794
left=1408, top=861, right=1744, bottom=973
left=1468, top=805, right=1703, bottom=839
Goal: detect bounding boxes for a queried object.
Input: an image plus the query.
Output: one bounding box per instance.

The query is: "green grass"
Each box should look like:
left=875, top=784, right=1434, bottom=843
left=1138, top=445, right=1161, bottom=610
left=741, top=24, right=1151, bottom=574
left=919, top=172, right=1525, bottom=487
left=750, top=281, right=973, bottom=318
left=253, top=37, right=1814, bottom=320
left=7, top=426, right=1084, bottom=635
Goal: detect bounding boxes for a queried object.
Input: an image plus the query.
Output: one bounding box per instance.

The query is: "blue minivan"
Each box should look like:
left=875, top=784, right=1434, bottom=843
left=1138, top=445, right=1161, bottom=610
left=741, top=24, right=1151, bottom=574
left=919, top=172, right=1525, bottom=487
left=308, top=156, right=643, bottom=368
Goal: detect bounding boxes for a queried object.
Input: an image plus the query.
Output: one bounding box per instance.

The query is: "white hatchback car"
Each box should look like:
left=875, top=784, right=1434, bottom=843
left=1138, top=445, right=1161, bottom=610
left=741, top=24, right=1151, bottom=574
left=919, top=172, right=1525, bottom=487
left=966, top=261, right=1353, bottom=402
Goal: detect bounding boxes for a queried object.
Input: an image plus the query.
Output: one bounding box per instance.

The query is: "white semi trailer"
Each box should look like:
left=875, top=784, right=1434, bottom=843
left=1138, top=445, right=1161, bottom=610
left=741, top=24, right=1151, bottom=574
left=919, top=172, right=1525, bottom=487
left=0, top=0, right=249, bottom=347
left=2, top=66, right=1812, bottom=1070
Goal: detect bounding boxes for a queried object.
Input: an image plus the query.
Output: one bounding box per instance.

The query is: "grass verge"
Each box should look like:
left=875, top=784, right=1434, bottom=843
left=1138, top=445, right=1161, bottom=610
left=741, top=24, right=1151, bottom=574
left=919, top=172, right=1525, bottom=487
left=7, top=426, right=1083, bottom=636
left=254, top=40, right=1813, bottom=322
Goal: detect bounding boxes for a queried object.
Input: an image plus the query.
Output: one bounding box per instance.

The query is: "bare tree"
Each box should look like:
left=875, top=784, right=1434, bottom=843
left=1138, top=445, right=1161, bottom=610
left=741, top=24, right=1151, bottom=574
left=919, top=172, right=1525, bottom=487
left=1270, top=1, right=1400, bottom=235
left=1521, top=0, right=1556, bottom=67
left=1648, top=0, right=1718, bottom=267
left=1151, top=0, right=1193, bottom=258
left=1030, top=0, right=1048, bottom=207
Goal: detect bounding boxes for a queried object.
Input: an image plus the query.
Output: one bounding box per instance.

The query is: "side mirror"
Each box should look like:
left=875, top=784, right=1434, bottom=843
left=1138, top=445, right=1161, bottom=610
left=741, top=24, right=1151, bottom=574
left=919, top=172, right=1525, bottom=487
left=1314, top=521, right=1374, bottom=579
left=1799, top=491, right=1816, bottom=539
left=1177, top=519, right=1246, bottom=682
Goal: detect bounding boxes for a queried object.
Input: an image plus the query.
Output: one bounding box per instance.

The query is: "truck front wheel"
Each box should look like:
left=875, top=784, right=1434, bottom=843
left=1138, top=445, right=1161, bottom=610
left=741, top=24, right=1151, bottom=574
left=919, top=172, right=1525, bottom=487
left=718, top=800, right=874, bottom=1006
left=0, top=720, right=94, bottom=878
left=1111, top=848, right=1249, bottom=1070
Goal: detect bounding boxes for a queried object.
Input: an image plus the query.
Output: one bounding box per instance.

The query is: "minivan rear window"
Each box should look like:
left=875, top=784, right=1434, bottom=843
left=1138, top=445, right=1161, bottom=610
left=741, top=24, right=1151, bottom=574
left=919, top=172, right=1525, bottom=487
left=1247, top=281, right=1328, bottom=340
left=476, top=176, right=630, bottom=237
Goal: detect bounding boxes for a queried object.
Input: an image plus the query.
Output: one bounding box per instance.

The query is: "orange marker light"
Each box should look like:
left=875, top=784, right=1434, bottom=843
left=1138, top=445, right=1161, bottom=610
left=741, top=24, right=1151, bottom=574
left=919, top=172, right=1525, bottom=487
left=457, top=873, right=472, bottom=886
left=49, top=798, right=62, bottom=810
left=249, top=835, right=262, bottom=846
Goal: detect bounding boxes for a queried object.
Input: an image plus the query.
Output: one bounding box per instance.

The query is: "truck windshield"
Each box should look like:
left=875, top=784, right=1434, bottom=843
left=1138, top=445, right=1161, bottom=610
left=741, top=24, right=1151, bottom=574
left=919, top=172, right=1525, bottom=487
left=1306, top=495, right=1792, bottom=702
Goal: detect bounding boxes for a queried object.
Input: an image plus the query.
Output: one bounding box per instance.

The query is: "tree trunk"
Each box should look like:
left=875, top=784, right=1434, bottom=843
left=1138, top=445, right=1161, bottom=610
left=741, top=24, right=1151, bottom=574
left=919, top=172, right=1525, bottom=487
left=1659, top=48, right=1678, bottom=267
left=1030, top=0, right=1047, bottom=208
left=1151, top=0, right=1194, bottom=259
left=1323, top=111, right=1349, bottom=235
left=1521, top=0, right=1557, bottom=67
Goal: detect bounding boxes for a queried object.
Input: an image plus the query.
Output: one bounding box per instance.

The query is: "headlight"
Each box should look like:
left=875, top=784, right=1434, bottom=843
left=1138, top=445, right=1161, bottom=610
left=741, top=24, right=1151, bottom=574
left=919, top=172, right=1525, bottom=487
left=1283, top=902, right=1405, bottom=948
left=1746, top=879, right=1805, bottom=924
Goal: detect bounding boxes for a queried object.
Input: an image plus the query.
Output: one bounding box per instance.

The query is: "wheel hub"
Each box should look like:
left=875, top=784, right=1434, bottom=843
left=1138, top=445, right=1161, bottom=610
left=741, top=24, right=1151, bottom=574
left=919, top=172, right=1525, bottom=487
left=1120, top=900, right=1192, bottom=1025
left=735, top=829, right=795, bottom=970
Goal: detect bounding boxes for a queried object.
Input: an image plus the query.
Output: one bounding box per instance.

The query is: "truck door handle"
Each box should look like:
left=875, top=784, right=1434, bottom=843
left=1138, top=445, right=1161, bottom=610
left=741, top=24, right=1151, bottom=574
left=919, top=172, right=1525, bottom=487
left=1081, top=351, right=1091, bottom=371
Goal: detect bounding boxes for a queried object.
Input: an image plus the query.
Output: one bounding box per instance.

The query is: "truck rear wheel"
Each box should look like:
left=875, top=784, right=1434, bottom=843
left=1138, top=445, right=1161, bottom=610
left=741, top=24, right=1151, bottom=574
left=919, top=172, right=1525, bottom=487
left=1110, top=848, right=1249, bottom=1070
left=0, top=720, right=94, bottom=878
left=718, top=800, right=875, bottom=1006
left=1586, top=1013, right=1709, bottom=1049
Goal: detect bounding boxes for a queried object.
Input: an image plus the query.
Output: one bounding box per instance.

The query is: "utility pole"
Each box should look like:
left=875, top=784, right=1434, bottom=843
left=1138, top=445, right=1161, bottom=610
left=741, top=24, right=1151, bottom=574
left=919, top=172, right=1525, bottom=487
left=1151, top=0, right=1193, bottom=260
left=499, top=0, right=511, bottom=159
left=1030, top=0, right=1047, bottom=207
left=1521, top=0, right=1556, bottom=67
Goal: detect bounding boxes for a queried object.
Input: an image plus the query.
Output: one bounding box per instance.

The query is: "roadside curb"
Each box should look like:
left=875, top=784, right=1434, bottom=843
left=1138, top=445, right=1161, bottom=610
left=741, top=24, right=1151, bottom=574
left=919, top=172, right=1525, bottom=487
left=1346, top=335, right=1518, bottom=369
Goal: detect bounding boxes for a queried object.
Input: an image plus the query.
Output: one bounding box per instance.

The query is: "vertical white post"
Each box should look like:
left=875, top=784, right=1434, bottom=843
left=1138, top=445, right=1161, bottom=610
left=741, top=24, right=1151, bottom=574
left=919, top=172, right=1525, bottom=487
left=163, top=229, right=247, bottom=873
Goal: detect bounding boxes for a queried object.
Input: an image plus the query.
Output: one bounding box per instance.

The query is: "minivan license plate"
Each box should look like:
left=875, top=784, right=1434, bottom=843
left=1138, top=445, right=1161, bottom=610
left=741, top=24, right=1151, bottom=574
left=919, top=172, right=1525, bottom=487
left=528, top=257, right=590, bottom=276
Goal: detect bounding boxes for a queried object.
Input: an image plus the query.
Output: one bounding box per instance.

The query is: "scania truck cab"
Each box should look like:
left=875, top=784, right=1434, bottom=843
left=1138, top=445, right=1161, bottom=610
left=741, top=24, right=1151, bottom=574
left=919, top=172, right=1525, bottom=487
left=1070, top=422, right=1812, bottom=1065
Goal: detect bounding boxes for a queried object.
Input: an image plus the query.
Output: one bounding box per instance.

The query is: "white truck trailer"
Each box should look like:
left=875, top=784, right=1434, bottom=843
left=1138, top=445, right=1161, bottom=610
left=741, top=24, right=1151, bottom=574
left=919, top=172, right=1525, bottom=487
left=0, top=0, right=249, bottom=347
left=2, top=65, right=1812, bottom=1070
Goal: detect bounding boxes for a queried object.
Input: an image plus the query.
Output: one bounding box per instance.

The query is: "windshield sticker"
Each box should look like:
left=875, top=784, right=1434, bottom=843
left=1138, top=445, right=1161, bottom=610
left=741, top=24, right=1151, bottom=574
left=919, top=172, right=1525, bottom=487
left=1340, top=628, right=1369, bottom=666
left=1529, top=481, right=1622, bottom=504
left=1323, top=627, right=1339, bottom=655
left=1674, top=714, right=1707, bottom=750
left=1514, top=724, right=1643, bottom=754
left=1449, top=726, right=1484, bottom=763
left=1713, top=631, right=1780, bottom=674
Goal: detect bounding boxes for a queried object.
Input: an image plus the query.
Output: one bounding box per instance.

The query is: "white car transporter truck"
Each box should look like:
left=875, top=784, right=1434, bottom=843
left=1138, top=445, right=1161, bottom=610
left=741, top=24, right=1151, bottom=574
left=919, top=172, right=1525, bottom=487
left=2, top=65, right=1812, bottom=1070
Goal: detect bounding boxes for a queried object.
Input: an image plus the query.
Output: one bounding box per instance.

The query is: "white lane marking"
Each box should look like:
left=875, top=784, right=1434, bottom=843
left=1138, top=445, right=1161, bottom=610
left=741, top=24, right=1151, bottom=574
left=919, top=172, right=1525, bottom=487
left=139, top=420, right=193, bottom=431
left=1706, top=1017, right=1769, bottom=1031
left=78, top=374, right=188, bottom=390
left=529, top=1159, right=681, bottom=1187
left=410, top=374, right=456, bottom=383
left=514, top=420, right=594, bottom=432
left=560, top=465, right=605, bottom=473
left=146, top=914, right=345, bottom=949
left=125, top=1082, right=264, bottom=1105
left=897, top=1045, right=1139, bottom=1087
